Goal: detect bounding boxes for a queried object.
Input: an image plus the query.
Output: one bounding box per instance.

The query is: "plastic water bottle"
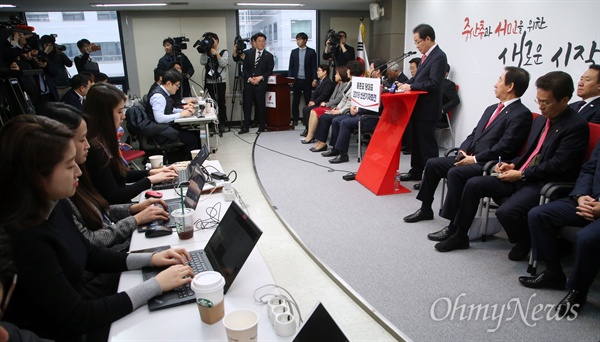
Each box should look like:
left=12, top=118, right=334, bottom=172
left=394, top=170, right=402, bottom=191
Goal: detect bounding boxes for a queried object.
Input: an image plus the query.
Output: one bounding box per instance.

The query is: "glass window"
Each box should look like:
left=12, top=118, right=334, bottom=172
left=26, top=13, right=49, bottom=22
left=291, top=20, right=312, bottom=39
left=97, top=11, right=117, bottom=20
left=62, top=12, right=85, bottom=21
left=238, top=10, right=317, bottom=71
left=26, top=11, right=125, bottom=78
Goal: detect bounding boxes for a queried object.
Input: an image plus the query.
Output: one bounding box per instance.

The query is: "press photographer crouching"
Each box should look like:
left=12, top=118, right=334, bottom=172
left=197, top=32, right=228, bottom=134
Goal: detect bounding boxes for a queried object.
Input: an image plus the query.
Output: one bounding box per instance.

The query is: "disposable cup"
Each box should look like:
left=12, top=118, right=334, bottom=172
left=223, top=310, right=259, bottom=342
left=149, top=155, right=163, bottom=169
left=190, top=149, right=201, bottom=159
left=171, top=208, right=194, bottom=240
left=190, top=271, right=226, bottom=324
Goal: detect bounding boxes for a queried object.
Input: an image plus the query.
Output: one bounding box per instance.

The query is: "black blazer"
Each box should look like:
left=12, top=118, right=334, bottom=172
left=570, top=98, right=600, bottom=123
left=459, top=99, right=532, bottom=164
left=310, top=77, right=335, bottom=104
left=288, top=47, right=317, bottom=81
left=243, top=48, right=275, bottom=82
left=406, top=45, right=447, bottom=121
left=571, top=139, right=600, bottom=198
left=513, top=107, right=589, bottom=183
left=442, top=78, right=460, bottom=114
left=60, top=89, right=83, bottom=110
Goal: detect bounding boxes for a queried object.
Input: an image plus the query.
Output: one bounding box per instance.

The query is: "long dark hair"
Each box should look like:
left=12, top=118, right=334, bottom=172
left=85, top=83, right=128, bottom=178
left=38, top=103, right=110, bottom=231
left=0, top=115, right=74, bottom=231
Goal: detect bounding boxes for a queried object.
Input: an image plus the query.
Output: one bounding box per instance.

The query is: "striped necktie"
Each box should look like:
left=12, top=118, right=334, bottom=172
left=255, top=50, right=262, bottom=67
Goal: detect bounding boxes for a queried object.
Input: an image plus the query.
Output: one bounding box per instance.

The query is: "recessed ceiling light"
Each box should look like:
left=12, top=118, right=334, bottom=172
left=91, top=3, right=167, bottom=7
left=0, top=4, right=16, bottom=7
left=236, top=2, right=305, bottom=6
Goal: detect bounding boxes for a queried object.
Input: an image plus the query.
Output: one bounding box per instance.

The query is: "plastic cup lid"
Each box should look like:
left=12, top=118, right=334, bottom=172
left=191, top=271, right=225, bottom=293
left=171, top=208, right=194, bottom=217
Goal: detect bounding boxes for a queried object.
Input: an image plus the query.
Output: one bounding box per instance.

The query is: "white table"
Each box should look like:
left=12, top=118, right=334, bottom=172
left=175, top=111, right=218, bottom=153
left=109, top=161, right=286, bottom=341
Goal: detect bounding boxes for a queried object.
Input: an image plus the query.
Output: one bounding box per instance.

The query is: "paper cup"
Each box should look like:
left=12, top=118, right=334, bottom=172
left=149, top=155, right=163, bottom=169
left=223, top=310, right=259, bottom=342
left=191, top=271, right=226, bottom=324
left=171, top=208, right=194, bottom=240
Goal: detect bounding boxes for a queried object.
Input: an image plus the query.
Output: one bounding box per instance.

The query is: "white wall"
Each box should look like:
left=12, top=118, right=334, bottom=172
left=405, top=0, right=600, bottom=143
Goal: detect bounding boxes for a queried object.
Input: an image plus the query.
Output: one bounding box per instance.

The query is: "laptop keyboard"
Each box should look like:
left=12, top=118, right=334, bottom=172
left=174, top=250, right=210, bottom=299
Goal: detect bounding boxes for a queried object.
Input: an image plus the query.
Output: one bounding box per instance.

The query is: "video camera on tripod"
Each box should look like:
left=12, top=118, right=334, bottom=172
left=193, top=33, right=214, bottom=54
left=326, top=29, right=343, bottom=49
left=171, top=36, right=190, bottom=60
left=234, top=36, right=250, bottom=55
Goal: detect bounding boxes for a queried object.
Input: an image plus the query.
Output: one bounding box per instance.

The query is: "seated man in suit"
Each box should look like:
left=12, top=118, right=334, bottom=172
left=518, top=140, right=600, bottom=316
left=321, top=59, right=387, bottom=163
left=145, top=69, right=199, bottom=151
left=60, top=73, right=93, bottom=110
left=433, top=71, right=590, bottom=261
left=148, top=67, right=165, bottom=95
left=404, top=67, right=532, bottom=229
left=570, top=65, right=600, bottom=123
left=437, top=64, right=461, bottom=128
left=384, top=62, right=408, bottom=88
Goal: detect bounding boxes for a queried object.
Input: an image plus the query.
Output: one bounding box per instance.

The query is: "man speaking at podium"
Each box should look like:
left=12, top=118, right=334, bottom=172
left=398, top=24, right=447, bottom=181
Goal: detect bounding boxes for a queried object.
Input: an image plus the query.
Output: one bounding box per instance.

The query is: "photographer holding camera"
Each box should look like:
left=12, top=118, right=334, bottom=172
left=40, top=35, right=72, bottom=99
left=322, top=30, right=355, bottom=72
left=157, top=37, right=195, bottom=97
left=198, top=32, right=228, bottom=133
left=74, top=39, right=100, bottom=76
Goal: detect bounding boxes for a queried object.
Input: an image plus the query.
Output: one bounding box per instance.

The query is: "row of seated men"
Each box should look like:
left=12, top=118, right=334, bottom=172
left=402, top=65, right=600, bottom=317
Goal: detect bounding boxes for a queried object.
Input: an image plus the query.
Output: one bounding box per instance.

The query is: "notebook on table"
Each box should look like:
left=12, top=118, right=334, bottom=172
left=152, top=144, right=209, bottom=190
left=142, top=200, right=263, bottom=311
left=292, top=302, right=349, bottom=342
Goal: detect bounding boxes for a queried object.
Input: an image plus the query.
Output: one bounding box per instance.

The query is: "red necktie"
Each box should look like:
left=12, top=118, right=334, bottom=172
left=421, top=53, right=427, bottom=64
left=519, top=118, right=551, bottom=171
left=484, top=102, right=505, bottom=130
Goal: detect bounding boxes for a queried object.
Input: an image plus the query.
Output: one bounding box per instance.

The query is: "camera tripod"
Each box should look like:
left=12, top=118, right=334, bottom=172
left=229, top=60, right=244, bottom=128
left=203, top=55, right=229, bottom=135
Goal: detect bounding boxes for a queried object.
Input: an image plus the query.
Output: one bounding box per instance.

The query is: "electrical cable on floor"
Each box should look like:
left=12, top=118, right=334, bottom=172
left=233, top=131, right=356, bottom=174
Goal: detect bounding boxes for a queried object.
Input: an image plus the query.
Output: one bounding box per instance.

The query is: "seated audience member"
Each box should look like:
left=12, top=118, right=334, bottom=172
left=146, top=69, right=200, bottom=152
left=301, top=66, right=350, bottom=142
left=320, top=59, right=388, bottom=163
left=0, top=115, right=194, bottom=342
left=433, top=71, right=590, bottom=260
left=95, top=72, right=109, bottom=83
left=310, top=60, right=364, bottom=153
left=570, top=65, right=600, bottom=123
left=167, top=62, right=197, bottom=109
left=385, top=62, right=408, bottom=88
left=149, top=67, right=165, bottom=95
left=85, top=83, right=178, bottom=204
left=404, top=67, right=531, bottom=228
left=300, top=64, right=335, bottom=141
left=408, top=57, right=420, bottom=78
left=437, top=64, right=461, bottom=128
left=60, top=73, right=93, bottom=110
left=519, top=140, right=600, bottom=316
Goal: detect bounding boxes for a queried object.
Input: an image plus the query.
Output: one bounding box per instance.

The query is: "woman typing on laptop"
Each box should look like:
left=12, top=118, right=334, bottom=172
left=84, top=83, right=178, bottom=204
left=0, top=115, right=194, bottom=342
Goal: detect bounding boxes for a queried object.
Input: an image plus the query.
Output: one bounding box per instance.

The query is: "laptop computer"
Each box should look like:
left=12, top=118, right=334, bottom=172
left=161, top=168, right=206, bottom=228
left=142, top=200, right=263, bottom=311
left=152, top=144, right=209, bottom=190
left=292, top=302, right=349, bottom=342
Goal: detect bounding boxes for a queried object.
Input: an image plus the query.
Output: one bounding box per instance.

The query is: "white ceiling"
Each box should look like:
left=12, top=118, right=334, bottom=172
left=5, top=0, right=374, bottom=12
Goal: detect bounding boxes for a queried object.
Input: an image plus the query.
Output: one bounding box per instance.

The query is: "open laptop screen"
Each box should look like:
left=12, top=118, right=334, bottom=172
left=184, top=167, right=205, bottom=209
left=205, top=201, right=263, bottom=293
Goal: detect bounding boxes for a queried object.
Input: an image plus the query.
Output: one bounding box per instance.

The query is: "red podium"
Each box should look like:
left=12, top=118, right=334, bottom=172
left=266, top=74, right=294, bottom=131
left=356, top=91, right=426, bottom=195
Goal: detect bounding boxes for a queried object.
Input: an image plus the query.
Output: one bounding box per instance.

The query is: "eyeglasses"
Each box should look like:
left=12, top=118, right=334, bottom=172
left=174, top=83, right=181, bottom=88
left=414, top=39, right=424, bottom=45
left=534, top=98, right=554, bottom=107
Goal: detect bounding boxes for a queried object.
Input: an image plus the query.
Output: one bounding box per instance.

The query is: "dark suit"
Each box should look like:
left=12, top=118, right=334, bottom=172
left=406, top=46, right=448, bottom=174
left=60, top=89, right=84, bottom=110
left=157, top=53, right=195, bottom=97
left=438, top=78, right=460, bottom=125
left=450, top=107, right=589, bottom=245
left=301, top=77, right=335, bottom=127
left=242, top=48, right=275, bottom=130
left=528, top=140, right=600, bottom=293
left=418, top=100, right=532, bottom=218
left=289, top=47, right=318, bottom=122
left=322, top=44, right=355, bottom=67
left=570, top=98, right=600, bottom=123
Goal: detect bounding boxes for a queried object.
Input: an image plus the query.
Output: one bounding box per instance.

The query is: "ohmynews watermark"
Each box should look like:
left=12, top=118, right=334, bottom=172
left=430, top=293, right=578, bottom=332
